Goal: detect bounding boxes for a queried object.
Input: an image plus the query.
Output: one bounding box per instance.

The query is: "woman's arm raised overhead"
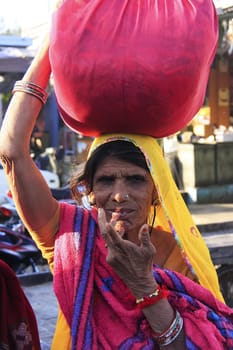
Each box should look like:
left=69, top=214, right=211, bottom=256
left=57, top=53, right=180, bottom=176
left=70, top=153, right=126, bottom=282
left=0, top=34, right=59, bottom=233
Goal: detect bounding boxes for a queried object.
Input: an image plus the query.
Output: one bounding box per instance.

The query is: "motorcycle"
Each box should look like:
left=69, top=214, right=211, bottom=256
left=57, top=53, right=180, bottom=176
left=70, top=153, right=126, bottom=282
left=0, top=225, right=43, bottom=275
left=0, top=192, right=48, bottom=275
left=0, top=185, right=75, bottom=275
left=0, top=161, right=60, bottom=204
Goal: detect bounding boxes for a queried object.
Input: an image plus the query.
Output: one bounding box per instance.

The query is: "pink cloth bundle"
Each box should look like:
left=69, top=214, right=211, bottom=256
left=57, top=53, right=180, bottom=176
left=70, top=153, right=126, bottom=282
left=50, top=0, right=218, bottom=138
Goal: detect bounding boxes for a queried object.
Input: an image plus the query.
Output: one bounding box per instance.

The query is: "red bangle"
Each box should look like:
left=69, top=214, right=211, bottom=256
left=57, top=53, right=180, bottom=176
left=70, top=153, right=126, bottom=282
left=152, top=309, right=184, bottom=346
left=136, top=285, right=168, bottom=309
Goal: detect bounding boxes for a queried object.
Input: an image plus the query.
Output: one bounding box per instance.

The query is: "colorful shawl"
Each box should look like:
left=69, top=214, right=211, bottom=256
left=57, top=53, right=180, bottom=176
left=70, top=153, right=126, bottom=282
left=54, top=203, right=233, bottom=350
left=0, top=259, right=41, bottom=350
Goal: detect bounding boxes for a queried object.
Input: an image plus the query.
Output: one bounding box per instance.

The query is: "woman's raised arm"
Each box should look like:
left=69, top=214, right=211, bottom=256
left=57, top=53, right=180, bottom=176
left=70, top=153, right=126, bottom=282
left=0, top=34, right=59, bottom=233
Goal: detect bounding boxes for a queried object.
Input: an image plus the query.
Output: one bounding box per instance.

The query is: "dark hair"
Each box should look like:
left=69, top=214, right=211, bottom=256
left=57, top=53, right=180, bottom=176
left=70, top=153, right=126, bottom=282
left=70, top=140, right=149, bottom=202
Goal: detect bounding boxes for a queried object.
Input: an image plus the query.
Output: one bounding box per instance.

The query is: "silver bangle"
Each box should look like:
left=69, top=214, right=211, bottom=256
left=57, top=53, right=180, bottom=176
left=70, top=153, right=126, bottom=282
left=152, top=309, right=184, bottom=347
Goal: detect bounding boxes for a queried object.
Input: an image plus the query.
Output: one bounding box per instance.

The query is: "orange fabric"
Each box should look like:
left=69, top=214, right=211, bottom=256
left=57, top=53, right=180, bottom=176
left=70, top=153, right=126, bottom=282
left=164, top=244, right=196, bottom=282
left=29, top=203, right=59, bottom=270
left=50, top=309, right=71, bottom=350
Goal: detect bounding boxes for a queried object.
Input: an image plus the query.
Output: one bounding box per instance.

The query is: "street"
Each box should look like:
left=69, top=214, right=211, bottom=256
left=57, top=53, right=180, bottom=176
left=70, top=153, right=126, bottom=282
left=23, top=281, right=57, bottom=349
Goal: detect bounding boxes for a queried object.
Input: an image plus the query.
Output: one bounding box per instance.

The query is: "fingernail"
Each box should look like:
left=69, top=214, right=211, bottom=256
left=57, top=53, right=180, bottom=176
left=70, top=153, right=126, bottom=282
left=111, top=212, right=120, bottom=221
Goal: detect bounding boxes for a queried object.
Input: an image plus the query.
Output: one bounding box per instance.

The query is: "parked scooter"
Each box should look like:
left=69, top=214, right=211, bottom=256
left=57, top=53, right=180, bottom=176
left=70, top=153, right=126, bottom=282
left=50, top=184, right=72, bottom=201
left=0, top=162, right=60, bottom=204
left=0, top=191, right=23, bottom=231
left=0, top=225, right=43, bottom=274
left=30, top=141, right=64, bottom=186
left=0, top=179, right=75, bottom=275
left=0, top=192, right=47, bottom=275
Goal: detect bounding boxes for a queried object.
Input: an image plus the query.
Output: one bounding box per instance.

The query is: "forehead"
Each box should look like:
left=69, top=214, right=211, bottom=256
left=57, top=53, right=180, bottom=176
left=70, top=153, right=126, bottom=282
left=94, top=156, right=150, bottom=176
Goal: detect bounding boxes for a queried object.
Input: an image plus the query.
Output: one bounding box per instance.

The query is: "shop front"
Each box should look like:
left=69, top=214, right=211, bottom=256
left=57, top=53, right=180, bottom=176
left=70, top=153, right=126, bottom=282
left=169, top=3, right=233, bottom=203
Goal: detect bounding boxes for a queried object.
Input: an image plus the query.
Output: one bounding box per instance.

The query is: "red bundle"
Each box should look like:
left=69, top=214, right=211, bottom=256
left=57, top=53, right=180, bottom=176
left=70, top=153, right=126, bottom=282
left=50, top=0, right=218, bottom=137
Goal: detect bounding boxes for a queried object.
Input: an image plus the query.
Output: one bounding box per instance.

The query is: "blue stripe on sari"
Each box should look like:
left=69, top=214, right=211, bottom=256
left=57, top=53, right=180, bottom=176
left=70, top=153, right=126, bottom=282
left=207, top=310, right=233, bottom=339
left=71, top=208, right=97, bottom=349
left=153, top=266, right=187, bottom=293
left=186, top=337, right=201, bottom=350
left=164, top=269, right=187, bottom=293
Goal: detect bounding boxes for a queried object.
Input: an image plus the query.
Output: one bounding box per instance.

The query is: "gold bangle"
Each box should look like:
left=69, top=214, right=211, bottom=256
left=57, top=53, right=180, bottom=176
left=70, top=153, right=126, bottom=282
left=12, top=80, right=48, bottom=104
left=136, top=285, right=168, bottom=309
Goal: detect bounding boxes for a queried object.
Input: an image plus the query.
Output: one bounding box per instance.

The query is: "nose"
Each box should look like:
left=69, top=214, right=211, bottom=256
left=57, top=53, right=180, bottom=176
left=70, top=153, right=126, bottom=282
left=113, top=193, right=129, bottom=202
left=111, top=179, right=129, bottom=203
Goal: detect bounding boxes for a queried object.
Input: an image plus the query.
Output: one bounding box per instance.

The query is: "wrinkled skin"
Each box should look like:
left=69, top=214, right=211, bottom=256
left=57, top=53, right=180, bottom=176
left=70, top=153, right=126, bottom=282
left=98, top=208, right=157, bottom=298
left=94, top=157, right=158, bottom=297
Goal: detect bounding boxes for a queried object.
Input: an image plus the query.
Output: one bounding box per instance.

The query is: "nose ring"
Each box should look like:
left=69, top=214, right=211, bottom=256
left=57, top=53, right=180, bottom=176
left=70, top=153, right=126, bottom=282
left=124, top=194, right=129, bottom=200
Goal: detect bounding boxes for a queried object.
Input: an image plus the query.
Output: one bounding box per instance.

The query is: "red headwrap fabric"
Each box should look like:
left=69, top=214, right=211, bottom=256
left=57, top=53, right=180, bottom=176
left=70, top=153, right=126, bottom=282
left=0, top=260, right=41, bottom=350
left=50, top=0, right=218, bottom=137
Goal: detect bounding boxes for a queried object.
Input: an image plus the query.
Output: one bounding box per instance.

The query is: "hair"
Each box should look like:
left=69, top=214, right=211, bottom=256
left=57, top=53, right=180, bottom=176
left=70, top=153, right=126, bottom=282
left=70, top=140, right=150, bottom=203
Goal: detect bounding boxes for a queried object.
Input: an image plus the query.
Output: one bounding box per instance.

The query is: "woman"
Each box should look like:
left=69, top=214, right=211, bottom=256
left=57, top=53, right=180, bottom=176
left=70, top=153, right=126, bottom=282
left=0, top=259, right=41, bottom=350
left=0, top=30, right=233, bottom=350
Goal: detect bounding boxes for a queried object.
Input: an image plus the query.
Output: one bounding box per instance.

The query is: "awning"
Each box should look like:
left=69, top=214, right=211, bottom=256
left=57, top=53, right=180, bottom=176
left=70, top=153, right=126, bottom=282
left=0, top=46, right=35, bottom=93
left=0, top=47, right=34, bottom=73
left=214, top=1, right=233, bottom=19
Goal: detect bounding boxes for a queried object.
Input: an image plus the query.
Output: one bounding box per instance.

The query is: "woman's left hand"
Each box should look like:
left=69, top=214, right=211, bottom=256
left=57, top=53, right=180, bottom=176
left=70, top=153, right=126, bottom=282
left=98, top=208, right=157, bottom=298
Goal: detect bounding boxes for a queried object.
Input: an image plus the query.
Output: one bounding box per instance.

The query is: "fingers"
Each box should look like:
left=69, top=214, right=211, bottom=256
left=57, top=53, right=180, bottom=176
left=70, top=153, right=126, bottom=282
left=109, top=212, right=125, bottom=237
left=98, top=209, right=154, bottom=255
left=98, top=208, right=110, bottom=239
left=98, top=208, right=116, bottom=246
left=138, top=224, right=151, bottom=247
left=112, top=220, right=125, bottom=237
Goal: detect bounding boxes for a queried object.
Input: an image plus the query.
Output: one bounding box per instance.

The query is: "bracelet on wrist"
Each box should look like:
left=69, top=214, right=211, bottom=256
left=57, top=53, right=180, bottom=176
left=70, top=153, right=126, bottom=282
left=152, top=309, right=184, bottom=347
left=135, top=285, right=168, bottom=309
left=12, top=80, right=48, bottom=105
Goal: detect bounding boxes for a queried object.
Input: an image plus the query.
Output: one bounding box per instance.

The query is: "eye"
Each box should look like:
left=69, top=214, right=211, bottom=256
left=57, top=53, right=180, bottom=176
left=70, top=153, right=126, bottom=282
left=126, top=175, right=146, bottom=184
left=95, top=175, right=115, bottom=185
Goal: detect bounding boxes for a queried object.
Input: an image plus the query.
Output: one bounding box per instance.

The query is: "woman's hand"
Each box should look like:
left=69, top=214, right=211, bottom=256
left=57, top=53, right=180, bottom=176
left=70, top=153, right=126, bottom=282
left=98, top=208, right=157, bottom=298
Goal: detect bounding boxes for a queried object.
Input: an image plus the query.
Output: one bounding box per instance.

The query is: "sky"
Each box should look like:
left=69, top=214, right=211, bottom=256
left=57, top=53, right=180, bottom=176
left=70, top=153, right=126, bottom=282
left=0, top=0, right=57, bottom=31
left=213, top=0, right=233, bottom=8
left=0, top=0, right=231, bottom=33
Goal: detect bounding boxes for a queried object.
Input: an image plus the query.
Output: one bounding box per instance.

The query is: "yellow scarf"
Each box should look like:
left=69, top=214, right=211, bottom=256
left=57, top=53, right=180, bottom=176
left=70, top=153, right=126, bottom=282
left=89, top=133, right=224, bottom=302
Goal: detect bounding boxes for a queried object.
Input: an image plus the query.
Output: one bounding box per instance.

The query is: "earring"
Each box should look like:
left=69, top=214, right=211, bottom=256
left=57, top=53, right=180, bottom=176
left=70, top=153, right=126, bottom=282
left=88, top=192, right=96, bottom=206
left=152, top=198, right=160, bottom=207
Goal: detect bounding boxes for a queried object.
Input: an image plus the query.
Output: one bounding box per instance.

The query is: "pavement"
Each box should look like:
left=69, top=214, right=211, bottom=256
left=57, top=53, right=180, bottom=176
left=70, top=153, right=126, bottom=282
left=189, top=203, right=233, bottom=226
left=19, top=203, right=233, bottom=349
left=22, top=280, right=56, bottom=350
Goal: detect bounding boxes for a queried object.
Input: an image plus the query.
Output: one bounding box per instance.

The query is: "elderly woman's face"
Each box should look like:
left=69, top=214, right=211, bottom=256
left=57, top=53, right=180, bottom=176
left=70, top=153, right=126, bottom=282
left=92, top=156, right=156, bottom=236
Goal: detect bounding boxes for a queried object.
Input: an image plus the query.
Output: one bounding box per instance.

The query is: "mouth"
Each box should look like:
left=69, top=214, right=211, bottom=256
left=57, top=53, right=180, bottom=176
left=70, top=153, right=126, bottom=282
left=107, top=208, right=134, bottom=220
left=104, top=208, right=137, bottom=240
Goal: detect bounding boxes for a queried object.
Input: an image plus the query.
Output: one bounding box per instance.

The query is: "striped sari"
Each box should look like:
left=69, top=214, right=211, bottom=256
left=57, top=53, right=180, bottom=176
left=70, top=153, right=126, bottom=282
left=53, top=203, right=233, bottom=350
